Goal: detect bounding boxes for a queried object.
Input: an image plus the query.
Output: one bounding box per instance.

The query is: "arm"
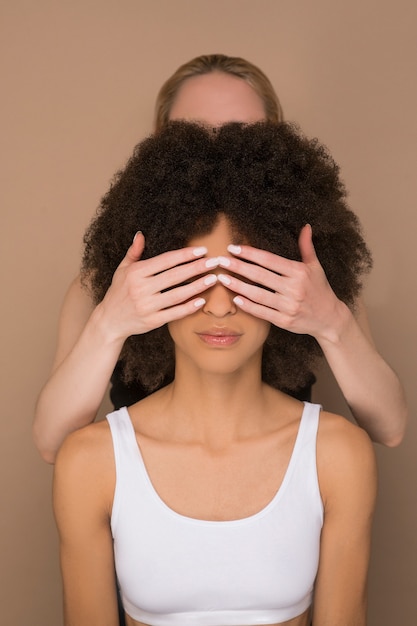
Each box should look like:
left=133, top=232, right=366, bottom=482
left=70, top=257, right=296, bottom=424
left=315, top=295, right=407, bottom=447
left=219, top=225, right=408, bottom=446
left=53, top=423, right=119, bottom=626
left=33, top=275, right=122, bottom=464
left=33, top=233, right=217, bottom=463
left=313, top=412, right=377, bottom=626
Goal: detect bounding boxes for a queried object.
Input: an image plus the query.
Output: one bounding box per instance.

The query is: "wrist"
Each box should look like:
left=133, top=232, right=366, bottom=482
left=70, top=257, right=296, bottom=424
left=88, top=301, right=128, bottom=348
left=316, top=299, right=354, bottom=347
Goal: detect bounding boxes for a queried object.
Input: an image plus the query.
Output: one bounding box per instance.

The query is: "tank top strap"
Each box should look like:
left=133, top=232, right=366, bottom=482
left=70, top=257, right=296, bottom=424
left=107, top=406, right=141, bottom=463
left=290, top=401, right=321, bottom=470
left=298, top=401, right=321, bottom=443
left=282, top=402, right=322, bottom=515
left=107, top=407, right=148, bottom=533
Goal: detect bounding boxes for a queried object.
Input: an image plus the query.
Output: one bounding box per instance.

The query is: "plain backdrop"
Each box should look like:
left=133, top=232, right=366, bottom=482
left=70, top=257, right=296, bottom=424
left=1, top=1, right=416, bottom=624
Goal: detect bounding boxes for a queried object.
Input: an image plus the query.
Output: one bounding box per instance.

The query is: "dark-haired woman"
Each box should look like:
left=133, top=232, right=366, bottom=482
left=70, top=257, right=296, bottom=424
left=54, top=122, right=376, bottom=626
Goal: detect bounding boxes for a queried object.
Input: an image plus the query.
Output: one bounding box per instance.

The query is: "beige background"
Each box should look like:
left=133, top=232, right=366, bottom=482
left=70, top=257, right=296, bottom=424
left=1, top=1, right=416, bottom=624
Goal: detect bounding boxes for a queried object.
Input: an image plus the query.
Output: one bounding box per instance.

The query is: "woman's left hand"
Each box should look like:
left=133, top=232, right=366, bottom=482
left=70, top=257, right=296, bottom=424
left=218, top=224, right=408, bottom=446
left=218, top=224, right=343, bottom=341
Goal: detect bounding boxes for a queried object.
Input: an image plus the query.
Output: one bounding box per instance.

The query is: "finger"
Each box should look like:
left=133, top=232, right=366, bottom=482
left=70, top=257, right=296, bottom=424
left=217, top=273, right=279, bottom=308
left=138, top=245, right=209, bottom=278
left=118, top=231, right=146, bottom=269
left=226, top=244, right=297, bottom=277
left=153, top=257, right=219, bottom=293
left=157, top=273, right=218, bottom=309
left=153, top=297, right=207, bottom=327
left=217, top=256, right=283, bottom=292
left=233, top=294, right=309, bottom=333
left=298, top=224, right=318, bottom=265
left=232, top=295, right=284, bottom=326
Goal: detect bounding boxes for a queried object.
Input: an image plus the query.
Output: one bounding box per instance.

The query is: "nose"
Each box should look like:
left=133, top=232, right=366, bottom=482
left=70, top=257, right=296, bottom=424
left=202, top=280, right=237, bottom=318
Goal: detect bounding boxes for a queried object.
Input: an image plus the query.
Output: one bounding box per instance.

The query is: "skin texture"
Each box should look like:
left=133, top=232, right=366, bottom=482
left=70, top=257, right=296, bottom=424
left=169, top=71, right=267, bottom=125
left=34, top=71, right=407, bottom=463
left=53, top=218, right=377, bottom=626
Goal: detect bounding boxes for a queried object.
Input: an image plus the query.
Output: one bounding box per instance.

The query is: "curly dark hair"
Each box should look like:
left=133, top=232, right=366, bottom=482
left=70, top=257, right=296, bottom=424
left=82, top=121, right=372, bottom=394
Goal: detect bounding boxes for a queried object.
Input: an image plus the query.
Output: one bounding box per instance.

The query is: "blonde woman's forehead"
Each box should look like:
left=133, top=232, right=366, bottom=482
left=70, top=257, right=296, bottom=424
left=168, top=72, right=266, bottom=126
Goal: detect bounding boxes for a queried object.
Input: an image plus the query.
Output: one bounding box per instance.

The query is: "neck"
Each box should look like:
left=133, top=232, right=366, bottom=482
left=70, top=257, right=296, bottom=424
left=159, top=355, right=277, bottom=447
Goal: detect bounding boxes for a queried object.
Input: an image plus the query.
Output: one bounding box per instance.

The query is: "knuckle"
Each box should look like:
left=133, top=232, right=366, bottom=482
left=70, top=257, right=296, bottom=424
left=286, top=300, right=302, bottom=318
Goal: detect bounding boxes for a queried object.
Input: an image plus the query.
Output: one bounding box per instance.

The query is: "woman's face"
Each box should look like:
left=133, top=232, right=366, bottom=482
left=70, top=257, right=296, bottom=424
left=168, top=71, right=266, bottom=126
left=168, top=216, right=270, bottom=377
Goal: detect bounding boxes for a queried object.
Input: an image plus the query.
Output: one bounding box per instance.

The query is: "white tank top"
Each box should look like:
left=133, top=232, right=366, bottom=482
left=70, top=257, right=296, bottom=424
left=107, top=401, right=323, bottom=626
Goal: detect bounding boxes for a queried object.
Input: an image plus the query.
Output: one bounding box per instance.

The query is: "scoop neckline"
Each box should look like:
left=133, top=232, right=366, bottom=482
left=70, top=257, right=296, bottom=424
left=121, top=402, right=309, bottom=526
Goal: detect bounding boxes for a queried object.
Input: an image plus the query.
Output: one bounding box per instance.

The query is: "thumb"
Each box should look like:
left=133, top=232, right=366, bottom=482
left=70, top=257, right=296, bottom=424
left=119, top=231, right=145, bottom=268
left=298, top=224, right=318, bottom=265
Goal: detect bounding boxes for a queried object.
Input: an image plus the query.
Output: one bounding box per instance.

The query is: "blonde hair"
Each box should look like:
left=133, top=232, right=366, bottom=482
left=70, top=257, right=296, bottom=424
left=154, top=53, right=283, bottom=131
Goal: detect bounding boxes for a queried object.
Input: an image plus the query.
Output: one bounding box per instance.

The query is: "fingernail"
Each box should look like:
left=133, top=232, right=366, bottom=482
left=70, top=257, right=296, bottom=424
left=227, top=244, right=241, bottom=255
left=217, top=274, right=231, bottom=286
left=133, top=231, right=142, bottom=242
left=205, top=257, right=220, bottom=268
left=233, top=296, right=244, bottom=306
left=193, top=246, right=208, bottom=257
left=194, top=298, right=206, bottom=308
left=218, top=256, right=231, bottom=267
left=204, top=274, right=217, bottom=286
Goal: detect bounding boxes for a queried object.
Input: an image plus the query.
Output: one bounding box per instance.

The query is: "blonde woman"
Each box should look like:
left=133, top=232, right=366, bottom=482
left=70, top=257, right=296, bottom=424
left=34, top=54, right=407, bottom=465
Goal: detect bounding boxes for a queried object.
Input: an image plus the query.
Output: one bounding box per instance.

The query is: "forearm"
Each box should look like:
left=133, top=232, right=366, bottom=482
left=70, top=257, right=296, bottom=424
left=34, top=305, right=124, bottom=463
left=317, top=300, right=407, bottom=446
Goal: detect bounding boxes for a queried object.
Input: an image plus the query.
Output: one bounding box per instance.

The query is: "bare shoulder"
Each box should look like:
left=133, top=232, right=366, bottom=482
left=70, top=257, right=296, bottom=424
left=316, top=410, right=377, bottom=505
left=317, top=409, right=376, bottom=464
left=55, top=420, right=115, bottom=488
left=53, top=420, right=116, bottom=534
left=61, top=274, right=95, bottom=321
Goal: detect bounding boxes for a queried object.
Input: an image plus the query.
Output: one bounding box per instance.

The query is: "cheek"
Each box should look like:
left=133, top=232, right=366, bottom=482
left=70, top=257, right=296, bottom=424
left=167, top=322, right=178, bottom=344
left=167, top=320, right=194, bottom=350
left=260, top=323, right=272, bottom=344
left=249, top=321, right=271, bottom=351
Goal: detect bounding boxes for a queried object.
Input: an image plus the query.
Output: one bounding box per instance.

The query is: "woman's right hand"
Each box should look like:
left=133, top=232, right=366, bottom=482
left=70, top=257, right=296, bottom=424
left=34, top=234, right=217, bottom=462
left=96, top=232, right=215, bottom=342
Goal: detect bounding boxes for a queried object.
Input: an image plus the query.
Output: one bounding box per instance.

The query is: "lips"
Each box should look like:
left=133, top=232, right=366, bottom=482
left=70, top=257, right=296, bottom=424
left=196, top=328, right=242, bottom=347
